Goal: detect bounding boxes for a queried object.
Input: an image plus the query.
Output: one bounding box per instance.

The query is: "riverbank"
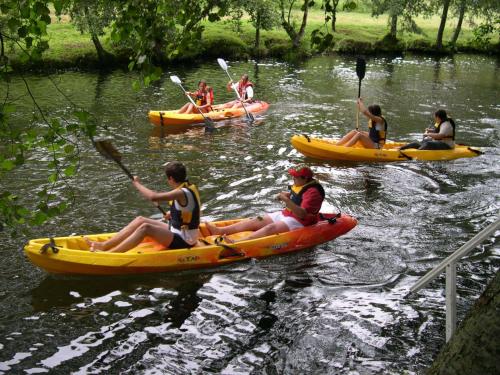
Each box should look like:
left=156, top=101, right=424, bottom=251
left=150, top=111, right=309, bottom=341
left=7, top=10, right=499, bottom=72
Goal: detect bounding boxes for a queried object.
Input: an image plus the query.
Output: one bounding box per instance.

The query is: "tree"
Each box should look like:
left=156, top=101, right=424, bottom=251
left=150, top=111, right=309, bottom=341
left=436, top=0, right=452, bottom=49
left=245, top=0, right=280, bottom=50
left=63, top=0, right=115, bottom=64
left=279, top=0, right=314, bottom=48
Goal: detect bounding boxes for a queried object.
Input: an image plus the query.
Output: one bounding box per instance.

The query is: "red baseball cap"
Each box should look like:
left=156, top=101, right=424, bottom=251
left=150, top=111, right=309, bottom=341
left=288, top=166, right=313, bottom=178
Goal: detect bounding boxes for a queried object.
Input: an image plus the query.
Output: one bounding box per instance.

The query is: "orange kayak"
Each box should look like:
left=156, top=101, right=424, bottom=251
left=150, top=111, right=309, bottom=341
left=24, top=213, right=357, bottom=275
left=148, top=101, right=270, bottom=126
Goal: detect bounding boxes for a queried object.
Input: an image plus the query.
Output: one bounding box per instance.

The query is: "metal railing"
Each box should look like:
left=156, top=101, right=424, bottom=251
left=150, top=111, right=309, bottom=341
left=408, top=217, right=500, bottom=342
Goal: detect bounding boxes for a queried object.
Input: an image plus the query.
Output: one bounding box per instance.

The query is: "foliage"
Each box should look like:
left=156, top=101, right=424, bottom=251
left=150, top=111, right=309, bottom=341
left=0, top=0, right=99, bottom=233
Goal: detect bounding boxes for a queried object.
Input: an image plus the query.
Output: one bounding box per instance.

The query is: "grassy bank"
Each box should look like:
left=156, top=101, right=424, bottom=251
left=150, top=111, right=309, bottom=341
left=8, top=8, right=499, bottom=70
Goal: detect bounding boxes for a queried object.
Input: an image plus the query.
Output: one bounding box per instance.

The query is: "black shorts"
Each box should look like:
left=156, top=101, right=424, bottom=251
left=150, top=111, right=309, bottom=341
left=169, top=233, right=193, bottom=249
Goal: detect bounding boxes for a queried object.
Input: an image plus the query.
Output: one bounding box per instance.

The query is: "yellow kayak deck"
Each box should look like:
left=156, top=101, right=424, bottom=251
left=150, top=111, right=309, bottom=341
left=24, top=213, right=357, bottom=275
left=291, top=134, right=482, bottom=162
left=148, top=101, right=270, bottom=126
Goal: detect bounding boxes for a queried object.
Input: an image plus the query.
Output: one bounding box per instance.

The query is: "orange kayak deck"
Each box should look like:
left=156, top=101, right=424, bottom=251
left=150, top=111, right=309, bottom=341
left=24, top=213, right=357, bottom=275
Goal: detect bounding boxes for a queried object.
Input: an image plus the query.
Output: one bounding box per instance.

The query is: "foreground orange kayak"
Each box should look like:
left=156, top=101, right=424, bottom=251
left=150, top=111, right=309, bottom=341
left=148, top=101, right=270, bottom=126
left=24, top=213, right=356, bottom=275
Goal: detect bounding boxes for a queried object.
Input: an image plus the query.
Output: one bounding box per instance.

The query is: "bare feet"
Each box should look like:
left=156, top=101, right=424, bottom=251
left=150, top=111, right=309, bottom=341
left=205, top=222, right=223, bottom=235
left=84, top=237, right=108, bottom=252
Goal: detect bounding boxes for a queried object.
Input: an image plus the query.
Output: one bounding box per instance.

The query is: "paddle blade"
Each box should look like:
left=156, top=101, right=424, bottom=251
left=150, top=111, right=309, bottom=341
left=217, top=58, right=228, bottom=71
left=356, top=57, right=366, bottom=80
left=94, top=139, right=122, bottom=162
left=170, top=75, right=182, bottom=85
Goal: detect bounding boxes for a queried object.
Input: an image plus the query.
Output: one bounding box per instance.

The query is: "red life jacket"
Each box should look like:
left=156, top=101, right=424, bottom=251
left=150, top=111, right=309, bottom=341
left=195, top=87, right=214, bottom=106
left=237, top=81, right=254, bottom=100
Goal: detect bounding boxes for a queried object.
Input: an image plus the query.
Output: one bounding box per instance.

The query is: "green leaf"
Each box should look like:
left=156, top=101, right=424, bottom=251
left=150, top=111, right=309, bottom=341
left=7, top=18, right=21, bottom=32
left=63, top=165, right=76, bottom=177
left=48, top=173, right=57, bottom=183
left=32, top=211, right=48, bottom=225
left=1, top=159, right=15, bottom=171
left=64, top=144, right=75, bottom=154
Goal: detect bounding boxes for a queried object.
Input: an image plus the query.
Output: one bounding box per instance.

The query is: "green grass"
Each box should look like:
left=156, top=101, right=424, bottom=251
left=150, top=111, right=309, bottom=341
left=7, top=8, right=498, bottom=69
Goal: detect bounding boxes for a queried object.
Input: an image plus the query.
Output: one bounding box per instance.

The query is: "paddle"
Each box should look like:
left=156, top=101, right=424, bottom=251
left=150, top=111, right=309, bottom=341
left=169, top=75, right=215, bottom=133
left=93, top=139, right=168, bottom=216
left=355, top=57, right=366, bottom=131
left=217, top=58, right=255, bottom=122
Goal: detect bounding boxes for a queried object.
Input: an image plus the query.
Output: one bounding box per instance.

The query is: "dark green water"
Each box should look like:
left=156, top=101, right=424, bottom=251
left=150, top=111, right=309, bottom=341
left=0, top=54, right=499, bottom=374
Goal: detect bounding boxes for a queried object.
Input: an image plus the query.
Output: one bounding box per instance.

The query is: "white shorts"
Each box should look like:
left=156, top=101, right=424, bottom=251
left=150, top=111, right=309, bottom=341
left=266, top=211, right=304, bottom=231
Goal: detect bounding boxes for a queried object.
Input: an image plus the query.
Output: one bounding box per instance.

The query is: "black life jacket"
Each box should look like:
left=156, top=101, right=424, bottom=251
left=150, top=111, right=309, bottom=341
left=289, top=180, right=325, bottom=209
left=368, top=116, right=388, bottom=146
left=434, top=118, right=456, bottom=140
left=169, top=182, right=201, bottom=230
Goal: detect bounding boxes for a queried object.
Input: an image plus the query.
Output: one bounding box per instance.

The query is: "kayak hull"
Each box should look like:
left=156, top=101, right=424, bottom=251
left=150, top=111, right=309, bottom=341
left=148, top=101, right=270, bottom=126
left=24, top=213, right=357, bottom=275
left=291, top=134, right=482, bottom=162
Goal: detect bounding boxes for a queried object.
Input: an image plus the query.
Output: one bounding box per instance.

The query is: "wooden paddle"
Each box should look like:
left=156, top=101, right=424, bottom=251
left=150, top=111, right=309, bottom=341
left=355, top=57, right=366, bottom=131
left=93, top=139, right=168, bottom=216
left=217, top=58, right=255, bottom=122
left=169, top=75, right=215, bottom=133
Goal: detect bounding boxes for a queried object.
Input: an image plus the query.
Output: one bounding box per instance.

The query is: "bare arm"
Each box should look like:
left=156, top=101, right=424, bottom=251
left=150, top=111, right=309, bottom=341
left=276, top=191, right=307, bottom=219
left=357, top=98, right=383, bottom=124
left=132, top=178, right=186, bottom=205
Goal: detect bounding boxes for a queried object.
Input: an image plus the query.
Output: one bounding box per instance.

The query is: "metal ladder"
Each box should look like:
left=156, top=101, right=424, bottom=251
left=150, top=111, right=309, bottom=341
left=408, top=217, right=500, bottom=342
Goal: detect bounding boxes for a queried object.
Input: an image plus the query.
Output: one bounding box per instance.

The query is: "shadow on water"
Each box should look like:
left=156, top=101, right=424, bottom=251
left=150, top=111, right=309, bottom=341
left=30, top=272, right=211, bottom=328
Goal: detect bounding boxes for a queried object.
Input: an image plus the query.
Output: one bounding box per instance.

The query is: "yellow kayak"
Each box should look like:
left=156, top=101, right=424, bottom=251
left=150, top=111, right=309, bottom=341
left=148, top=101, right=270, bottom=126
left=291, top=134, right=483, bottom=162
left=24, top=213, right=357, bottom=275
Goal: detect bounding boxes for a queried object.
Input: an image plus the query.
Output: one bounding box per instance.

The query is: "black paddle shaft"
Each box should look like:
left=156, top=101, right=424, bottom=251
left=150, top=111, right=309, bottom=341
left=356, top=57, right=366, bottom=98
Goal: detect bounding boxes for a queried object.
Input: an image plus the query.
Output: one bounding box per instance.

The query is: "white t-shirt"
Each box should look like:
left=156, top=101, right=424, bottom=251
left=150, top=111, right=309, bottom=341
left=170, top=187, right=200, bottom=245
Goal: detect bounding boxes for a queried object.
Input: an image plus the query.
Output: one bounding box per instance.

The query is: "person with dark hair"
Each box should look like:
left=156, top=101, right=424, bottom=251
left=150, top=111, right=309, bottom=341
left=336, top=98, right=388, bottom=149
left=85, top=162, right=201, bottom=253
left=224, top=74, right=255, bottom=109
left=205, top=166, right=325, bottom=242
left=178, top=80, right=214, bottom=114
left=400, top=109, right=456, bottom=150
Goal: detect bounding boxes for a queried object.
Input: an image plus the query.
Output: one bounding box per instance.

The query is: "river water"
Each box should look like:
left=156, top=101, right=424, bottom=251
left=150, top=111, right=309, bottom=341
left=0, top=54, right=499, bottom=374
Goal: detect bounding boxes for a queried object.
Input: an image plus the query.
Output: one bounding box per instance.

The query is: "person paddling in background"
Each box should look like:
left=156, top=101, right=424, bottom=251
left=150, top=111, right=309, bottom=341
left=177, top=80, right=214, bottom=114
left=206, top=166, right=325, bottom=242
left=224, top=73, right=254, bottom=109
left=336, top=98, right=388, bottom=149
left=86, top=162, right=201, bottom=253
left=400, top=109, right=456, bottom=150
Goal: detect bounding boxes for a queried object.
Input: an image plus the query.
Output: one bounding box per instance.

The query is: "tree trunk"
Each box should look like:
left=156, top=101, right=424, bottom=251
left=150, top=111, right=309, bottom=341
left=451, top=0, right=467, bottom=47
left=390, top=14, right=398, bottom=38
left=436, top=0, right=451, bottom=49
left=84, top=5, right=109, bottom=64
left=293, top=0, right=311, bottom=48
left=255, top=10, right=261, bottom=49
left=331, top=1, right=339, bottom=32
left=281, top=0, right=311, bottom=49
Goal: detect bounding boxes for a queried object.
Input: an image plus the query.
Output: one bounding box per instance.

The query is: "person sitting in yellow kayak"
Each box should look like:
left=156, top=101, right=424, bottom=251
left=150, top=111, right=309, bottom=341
left=400, top=109, right=456, bottom=150
left=224, top=74, right=254, bottom=109
left=206, top=166, right=325, bottom=243
left=336, top=98, right=388, bottom=149
left=177, top=80, right=214, bottom=114
left=86, top=162, right=201, bottom=253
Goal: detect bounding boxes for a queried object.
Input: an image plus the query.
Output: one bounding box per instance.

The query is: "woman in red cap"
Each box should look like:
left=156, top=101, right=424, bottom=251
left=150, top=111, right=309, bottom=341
left=206, top=166, right=325, bottom=242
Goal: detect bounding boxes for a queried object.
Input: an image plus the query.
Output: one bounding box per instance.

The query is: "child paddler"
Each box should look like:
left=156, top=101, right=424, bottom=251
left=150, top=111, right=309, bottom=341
left=86, top=162, right=201, bottom=253
left=206, top=166, right=325, bottom=242
left=177, top=79, right=214, bottom=114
